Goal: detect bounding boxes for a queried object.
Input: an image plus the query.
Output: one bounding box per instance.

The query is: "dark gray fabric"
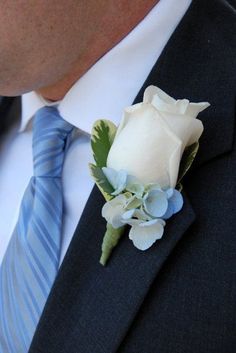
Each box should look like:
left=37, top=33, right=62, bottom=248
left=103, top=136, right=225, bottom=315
left=1, top=0, right=235, bottom=352
left=0, top=96, right=20, bottom=141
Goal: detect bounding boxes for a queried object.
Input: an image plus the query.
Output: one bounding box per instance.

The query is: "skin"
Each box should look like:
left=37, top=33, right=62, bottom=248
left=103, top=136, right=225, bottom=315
left=0, top=0, right=159, bottom=100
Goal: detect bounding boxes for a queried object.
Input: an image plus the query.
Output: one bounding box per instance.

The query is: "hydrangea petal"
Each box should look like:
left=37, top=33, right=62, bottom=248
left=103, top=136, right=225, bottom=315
left=166, top=188, right=174, bottom=199
left=102, top=167, right=127, bottom=195
left=163, top=189, right=183, bottom=219
left=114, top=170, right=128, bottom=195
left=126, top=175, right=144, bottom=198
left=162, top=202, right=174, bottom=220
left=122, top=209, right=135, bottom=221
left=102, top=167, right=117, bottom=188
left=129, top=219, right=165, bottom=250
left=122, top=208, right=151, bottom=225
left=169, top=189, right=184, bottom=213
left=102, top=194, right=127, bottom=229
left=144, top=189, right=168, bottom=218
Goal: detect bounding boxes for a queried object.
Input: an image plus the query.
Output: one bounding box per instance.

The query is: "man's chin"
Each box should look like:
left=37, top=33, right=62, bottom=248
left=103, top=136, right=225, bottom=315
left=0, top=84, right=29, bottom=97
left=0, top=74, right=50, bottom=97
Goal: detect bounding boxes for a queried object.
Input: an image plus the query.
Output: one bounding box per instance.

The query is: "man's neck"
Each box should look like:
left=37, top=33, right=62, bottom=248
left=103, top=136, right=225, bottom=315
left=37, top=0, right=160, bottom=102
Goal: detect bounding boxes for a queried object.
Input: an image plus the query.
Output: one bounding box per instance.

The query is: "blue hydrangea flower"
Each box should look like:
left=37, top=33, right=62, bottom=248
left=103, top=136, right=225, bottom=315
left=162, top=188, right=184, bottom=220
left=102, top=167, right=127, bottom=196
left=102, top=194, right=127, bottom=228
left=101, top=168, right=184, bottom=251
left=126, top=175, right=144, bottom=198
left=127, top=218, right=165, bottom=250
left=122, top=208, right=151, bottom=222
left=143, top=189, right=168, bottom=218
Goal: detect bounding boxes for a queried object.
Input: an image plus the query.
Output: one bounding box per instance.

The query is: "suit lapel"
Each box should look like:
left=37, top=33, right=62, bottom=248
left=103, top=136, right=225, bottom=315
left=30, top=188, right=195, bottom=353
left=29, top=0, right=235, bottom=351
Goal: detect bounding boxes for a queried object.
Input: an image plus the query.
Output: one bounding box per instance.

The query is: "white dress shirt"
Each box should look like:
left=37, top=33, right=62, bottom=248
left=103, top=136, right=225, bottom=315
left=0, top=0, right=191, bottom=266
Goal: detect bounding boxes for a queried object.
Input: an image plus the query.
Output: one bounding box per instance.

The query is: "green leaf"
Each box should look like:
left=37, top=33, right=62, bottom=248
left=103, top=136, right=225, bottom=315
left=178, top=142, right=199, bottom=183
left=100, top=223, right=125, bottom=266
left=89, top=163, right=114, bottom=201
left=91, top=120, right=117, bottom=168
left=125, top=197, right=143, bottom=210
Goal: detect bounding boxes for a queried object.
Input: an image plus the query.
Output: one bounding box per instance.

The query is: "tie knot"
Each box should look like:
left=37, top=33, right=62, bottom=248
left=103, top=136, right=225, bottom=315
left=32, top=106, right=74, bottom=177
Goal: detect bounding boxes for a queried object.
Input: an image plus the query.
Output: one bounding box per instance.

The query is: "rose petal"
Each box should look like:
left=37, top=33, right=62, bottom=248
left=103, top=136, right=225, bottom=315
left=106, top=85, right=210, bottom=190
left=144, top=86, right=176, bottom=105
left=168, top=141, right=182, bottom=188
left=107, top=104, right=182, bottom=188
left=186, top=102, right=210, bottom=119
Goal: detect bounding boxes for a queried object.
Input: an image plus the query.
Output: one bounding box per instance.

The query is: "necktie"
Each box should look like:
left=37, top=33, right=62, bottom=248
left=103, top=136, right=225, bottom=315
left=0, top=106, right=74, bottom=353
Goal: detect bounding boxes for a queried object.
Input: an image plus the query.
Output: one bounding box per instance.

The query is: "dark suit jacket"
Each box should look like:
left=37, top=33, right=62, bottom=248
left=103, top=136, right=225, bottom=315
left=1, top=0, right=235, bottom=352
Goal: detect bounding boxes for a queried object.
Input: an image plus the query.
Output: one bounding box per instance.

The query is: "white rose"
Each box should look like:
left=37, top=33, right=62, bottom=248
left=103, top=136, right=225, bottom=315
left=107, top=86, right=210, bottom=188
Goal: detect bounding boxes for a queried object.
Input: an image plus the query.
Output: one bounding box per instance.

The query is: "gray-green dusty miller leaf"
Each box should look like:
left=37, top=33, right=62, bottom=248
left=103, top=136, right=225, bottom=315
left=177, top=142, right=199, bottom=184
left=91, top=120, right=117, bottom=168
left=89, top=163, right=114, bottom=201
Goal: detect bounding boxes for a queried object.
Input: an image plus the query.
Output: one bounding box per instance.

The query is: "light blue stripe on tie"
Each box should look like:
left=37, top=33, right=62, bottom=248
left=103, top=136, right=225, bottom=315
left=0, top=106, right=74, bottom=352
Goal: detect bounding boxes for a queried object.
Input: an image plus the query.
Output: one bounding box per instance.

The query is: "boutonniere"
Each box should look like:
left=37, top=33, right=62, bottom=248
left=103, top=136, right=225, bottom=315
left=89, top=86, right=210, bottom=266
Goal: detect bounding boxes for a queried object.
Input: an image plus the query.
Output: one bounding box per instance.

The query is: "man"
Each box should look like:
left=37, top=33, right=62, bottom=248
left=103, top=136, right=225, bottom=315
left=0, top=0, right=235, bottom=352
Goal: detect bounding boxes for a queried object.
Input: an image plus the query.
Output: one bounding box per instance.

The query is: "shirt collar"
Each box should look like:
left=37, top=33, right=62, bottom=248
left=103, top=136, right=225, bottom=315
left=20, top=92, right=59, bottom=132
left=21, top=0, right=191, bottom=134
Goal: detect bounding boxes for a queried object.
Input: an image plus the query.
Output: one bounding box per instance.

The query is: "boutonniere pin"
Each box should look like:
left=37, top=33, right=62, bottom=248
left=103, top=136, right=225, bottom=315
left=89, top=86, right=210, bottom=266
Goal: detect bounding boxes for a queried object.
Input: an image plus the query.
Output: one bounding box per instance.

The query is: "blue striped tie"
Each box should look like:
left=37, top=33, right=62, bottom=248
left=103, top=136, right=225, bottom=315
left=0, top=106, right=74, bottom=352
